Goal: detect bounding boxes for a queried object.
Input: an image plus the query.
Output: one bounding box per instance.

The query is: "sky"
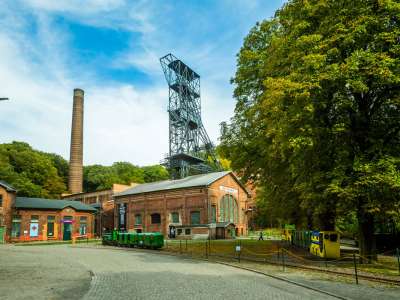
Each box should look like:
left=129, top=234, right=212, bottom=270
left=0, top=0, right=285, bottom=166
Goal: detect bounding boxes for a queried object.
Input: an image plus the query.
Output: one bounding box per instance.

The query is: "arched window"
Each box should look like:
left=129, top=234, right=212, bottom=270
left=151, top=213, right=161, bottom=224
left=219, top=194, right=238, bottom=223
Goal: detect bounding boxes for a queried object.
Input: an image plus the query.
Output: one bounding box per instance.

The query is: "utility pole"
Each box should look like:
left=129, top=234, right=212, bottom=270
left=0, top=98, right=9, bottom=101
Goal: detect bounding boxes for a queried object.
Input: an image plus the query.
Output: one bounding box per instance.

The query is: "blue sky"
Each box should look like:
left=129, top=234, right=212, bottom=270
left=0, top=0, right=285, bottom=166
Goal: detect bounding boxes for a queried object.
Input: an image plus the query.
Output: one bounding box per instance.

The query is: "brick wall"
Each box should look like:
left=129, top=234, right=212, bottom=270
left=0, top=186, right=16, bottom=242
left=114, top=173, right=250, bottom=239
left=9, top=208, right=94, bottom=242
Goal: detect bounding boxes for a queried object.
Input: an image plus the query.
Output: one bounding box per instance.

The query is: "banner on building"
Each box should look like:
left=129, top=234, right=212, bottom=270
left=29, top=223, right=39, bottom=237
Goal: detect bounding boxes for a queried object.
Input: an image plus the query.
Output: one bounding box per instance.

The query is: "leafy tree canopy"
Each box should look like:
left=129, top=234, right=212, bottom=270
left=0, top=142, right=66, bottom=198
left=0, top=141, right=169, bottom=196
left=220, top=0, right=400, bottom=258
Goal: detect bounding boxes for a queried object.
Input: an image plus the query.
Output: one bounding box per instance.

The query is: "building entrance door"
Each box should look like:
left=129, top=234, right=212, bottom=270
left=169, top=226, right=176, bottom=238
left=63, top=216, right=73, bottom=240
left=63, top=223, right=72, bottom=240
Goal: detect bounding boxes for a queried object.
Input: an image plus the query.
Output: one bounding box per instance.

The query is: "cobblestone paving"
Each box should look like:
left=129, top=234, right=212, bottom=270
left=1, top=244, right=399, bottom=300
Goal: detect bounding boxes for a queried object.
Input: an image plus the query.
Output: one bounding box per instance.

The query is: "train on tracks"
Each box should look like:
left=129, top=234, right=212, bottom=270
left=102, top=231, right=164, bottom=249
left=289, top=230, right=340, bottom=259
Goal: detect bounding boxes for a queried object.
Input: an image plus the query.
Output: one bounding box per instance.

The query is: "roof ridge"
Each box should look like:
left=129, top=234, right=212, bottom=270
left=115, top=171, right=233, bottom=197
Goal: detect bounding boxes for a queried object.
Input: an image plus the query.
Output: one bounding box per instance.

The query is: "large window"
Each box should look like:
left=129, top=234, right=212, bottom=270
left=151, top=213, right=161, bottom=224
left=11, top=216, right=21, bottom=238
left=47, top=216, right=55, bottom=237
left=211, top=206, right=216, bottom=223
left=79, top=216, right=87, bottom=235
left=219, top=194, right=239, bottom=223
left=135, top=214, right=142, bottom=225
left=190, top=211, right=200, bottom=225
left=170, top=212, right=179, bottom=223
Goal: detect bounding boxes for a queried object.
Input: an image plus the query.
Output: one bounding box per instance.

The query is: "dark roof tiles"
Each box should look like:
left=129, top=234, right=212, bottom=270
left=0, top=180, right=16, bottom=192
left=115, top=171, right=248, bottom=197
left=15, top=197, right=97, bottom=212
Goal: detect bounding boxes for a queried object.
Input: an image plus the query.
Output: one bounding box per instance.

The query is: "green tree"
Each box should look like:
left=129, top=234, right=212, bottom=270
left=220, top=0, right=400, bottom=259
left=0, top=142, right=67, bottom=198
left=142, top=165, right=169, bottom=182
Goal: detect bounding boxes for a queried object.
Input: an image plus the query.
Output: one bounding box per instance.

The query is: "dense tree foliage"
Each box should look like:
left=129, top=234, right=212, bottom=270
left=0, top=141, right=169, bottom=196
left=0, top=142, right=66, bottom=198
left=83, top=163, right=169, bottom=191
left=220, top=0, right=400, bottom=258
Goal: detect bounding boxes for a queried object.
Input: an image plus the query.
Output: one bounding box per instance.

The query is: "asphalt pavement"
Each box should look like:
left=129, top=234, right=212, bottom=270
left=0, top=244, right=399, bottom=300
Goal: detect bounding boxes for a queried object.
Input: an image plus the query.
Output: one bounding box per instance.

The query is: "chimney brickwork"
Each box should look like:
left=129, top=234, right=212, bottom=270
left=68, top=88, right=84, bottom=194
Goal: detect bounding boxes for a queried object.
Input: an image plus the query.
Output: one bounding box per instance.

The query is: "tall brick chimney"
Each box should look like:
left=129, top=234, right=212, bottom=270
left=68, top=88, right=84, bottom=194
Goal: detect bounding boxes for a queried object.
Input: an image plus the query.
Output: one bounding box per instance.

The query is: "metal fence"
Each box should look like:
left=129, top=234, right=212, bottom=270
left=163, top=239, right=400, bottom=285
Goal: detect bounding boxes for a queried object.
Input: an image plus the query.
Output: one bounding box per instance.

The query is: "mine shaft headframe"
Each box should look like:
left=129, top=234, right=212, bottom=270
left=160, top=53, right=222, bottom=178
left=160, top=53, right=200, bottom=85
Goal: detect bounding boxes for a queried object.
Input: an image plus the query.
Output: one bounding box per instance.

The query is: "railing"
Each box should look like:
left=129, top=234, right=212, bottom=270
left=162, top=239, right=400, bottom=285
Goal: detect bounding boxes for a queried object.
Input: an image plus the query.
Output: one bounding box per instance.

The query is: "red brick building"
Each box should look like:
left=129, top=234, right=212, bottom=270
left=0, top=181, right=96, bottom=243
left=62, top=183, right=136, bottom=236
left=114, top=171, right=250, bottom=239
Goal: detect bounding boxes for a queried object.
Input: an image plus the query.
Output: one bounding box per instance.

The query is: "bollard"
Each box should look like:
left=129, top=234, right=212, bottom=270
left=186, top=239, right=188, bottom=251
left=282, top=248, right=285, bottom=271
left=179, top=239, right=182, bottom=254
left=353, top=253, right=359, bottom=284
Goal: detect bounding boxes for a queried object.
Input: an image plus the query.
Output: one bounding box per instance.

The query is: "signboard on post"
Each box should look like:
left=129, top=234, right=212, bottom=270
left=119, top=203, right=127, bottom=231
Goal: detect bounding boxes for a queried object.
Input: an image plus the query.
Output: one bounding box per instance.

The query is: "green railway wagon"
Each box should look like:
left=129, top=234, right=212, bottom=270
left=142, top=232, right=164, bottom=249
left=291, top=230, right=312, bottom=250
left=112, top=230, right=118, bottom=245
left=102, top=231, right=164, bottom=249
left=127, top=232, right=140, bottom=247
left=118, top=232, right=129, bottom=246
left=102, top=232, right=113, bottom=245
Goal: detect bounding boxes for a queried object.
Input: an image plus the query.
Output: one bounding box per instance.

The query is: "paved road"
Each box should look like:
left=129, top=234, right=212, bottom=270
left=0, top=244, right=398, bottom=300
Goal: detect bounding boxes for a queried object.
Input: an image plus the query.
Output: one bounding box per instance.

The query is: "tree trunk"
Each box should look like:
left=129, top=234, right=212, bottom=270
left=357, top=209, right=376, bottom=263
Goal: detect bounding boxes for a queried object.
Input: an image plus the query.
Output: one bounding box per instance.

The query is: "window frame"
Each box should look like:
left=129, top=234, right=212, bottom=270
left=135, top=214, right=142, bottom=225
left=151, top=213, right=161, bottom=224
left=190, top=211, right=200, bottom=225
left=11, top=215, right=21, bottom=238
left=170, top=212, right=179, bottom=223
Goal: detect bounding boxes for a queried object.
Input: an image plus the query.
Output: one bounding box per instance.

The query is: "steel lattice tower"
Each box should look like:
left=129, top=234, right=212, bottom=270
left=160, top=53, right=220, bottom=179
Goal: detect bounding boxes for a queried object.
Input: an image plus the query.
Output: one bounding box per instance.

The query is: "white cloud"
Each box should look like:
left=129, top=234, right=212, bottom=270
left=0, top=0, right=285, bottom=166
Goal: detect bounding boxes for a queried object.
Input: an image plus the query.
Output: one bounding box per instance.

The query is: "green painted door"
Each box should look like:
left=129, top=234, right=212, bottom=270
left=63, top=223, right=72, bottom=240
left=63, top=216, right=73, bottom=241
left=0, top=226, right=5, bottom=244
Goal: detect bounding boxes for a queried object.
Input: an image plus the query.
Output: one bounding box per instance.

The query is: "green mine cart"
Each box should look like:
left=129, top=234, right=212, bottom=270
left=103, top=230, right=164, bottom=250
left=102, top=232, right=113, bottom=245
left=128, top=232, right=139, bottom=247
left=112, top=230, right=118, bottom=245
left=118, top=232, right=129, bottom=246
left=142, top=232, right=164, bottom=249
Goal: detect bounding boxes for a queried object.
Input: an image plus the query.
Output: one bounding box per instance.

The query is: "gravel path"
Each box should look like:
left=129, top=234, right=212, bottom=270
left=0, top=244, right=398, bottom=300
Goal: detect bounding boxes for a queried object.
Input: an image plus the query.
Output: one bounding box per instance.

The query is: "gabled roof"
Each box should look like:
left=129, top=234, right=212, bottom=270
left=0, top=180, right=16, bottom=192
left=15, top=197, right=97, bottom=212
left=115, top=171, right=249, bottom=197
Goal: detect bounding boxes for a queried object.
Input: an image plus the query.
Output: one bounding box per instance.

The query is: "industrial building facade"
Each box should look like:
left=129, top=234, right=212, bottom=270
left=62, top=183, right=136, bottom=236
left=0, top=181, right=95, bottom=243
left=114, top=171, right=250, bottom=239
